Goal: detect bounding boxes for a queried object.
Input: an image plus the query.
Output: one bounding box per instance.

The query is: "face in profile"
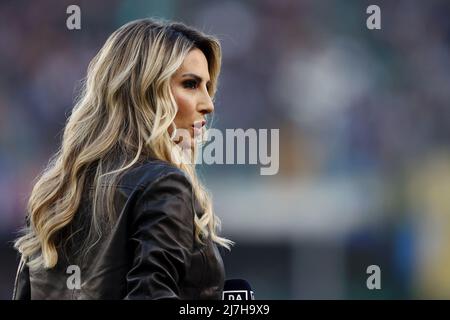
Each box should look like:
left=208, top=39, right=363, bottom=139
left=170, top=48, right=214, bottom=149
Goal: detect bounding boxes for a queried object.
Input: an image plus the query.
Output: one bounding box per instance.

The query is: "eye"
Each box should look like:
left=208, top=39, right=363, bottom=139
left=183, top=79, right=198, bottom=90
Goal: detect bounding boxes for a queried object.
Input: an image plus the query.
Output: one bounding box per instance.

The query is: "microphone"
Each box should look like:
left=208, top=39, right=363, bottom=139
left=222, top=279, right=255, bottom=300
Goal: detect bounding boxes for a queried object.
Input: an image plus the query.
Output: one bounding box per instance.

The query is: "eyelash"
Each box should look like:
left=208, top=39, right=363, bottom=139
left=183, top=80, right=199, bottom=90
left=183, top=79, right=211, bottom=92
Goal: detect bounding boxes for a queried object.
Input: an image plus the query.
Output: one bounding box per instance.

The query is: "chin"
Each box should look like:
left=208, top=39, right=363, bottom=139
left=177, top=135, right=195, bottom=150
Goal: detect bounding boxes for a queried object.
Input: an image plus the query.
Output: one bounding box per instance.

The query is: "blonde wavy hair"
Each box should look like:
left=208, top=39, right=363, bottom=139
left=14, top=18, right=234, bottom=270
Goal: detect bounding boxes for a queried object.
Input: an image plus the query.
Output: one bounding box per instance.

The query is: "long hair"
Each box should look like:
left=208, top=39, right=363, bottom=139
left=14, top=18, right=234, bottom=270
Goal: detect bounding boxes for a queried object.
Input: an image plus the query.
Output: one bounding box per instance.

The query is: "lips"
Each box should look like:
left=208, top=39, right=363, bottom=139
left=192, top=120, right=206, bottom=128
left=192, top=120, right=206, bottom=137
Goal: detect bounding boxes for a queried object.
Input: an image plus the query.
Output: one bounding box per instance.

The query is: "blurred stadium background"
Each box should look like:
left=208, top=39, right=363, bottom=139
left=1, top=0, right=450, bottom=299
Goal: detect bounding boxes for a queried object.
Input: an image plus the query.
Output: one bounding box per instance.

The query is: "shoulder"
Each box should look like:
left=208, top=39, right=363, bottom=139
left=119, top=158, right=192, bottom=193
left=125, top=160, right=195, bottom=228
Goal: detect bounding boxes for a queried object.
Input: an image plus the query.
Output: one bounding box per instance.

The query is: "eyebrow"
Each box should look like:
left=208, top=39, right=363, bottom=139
left=181, top=73, right=211, bottom=85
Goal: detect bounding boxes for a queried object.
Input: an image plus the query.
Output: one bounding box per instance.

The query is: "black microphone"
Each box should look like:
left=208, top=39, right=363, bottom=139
left=222, top=279, right=255, bottom=300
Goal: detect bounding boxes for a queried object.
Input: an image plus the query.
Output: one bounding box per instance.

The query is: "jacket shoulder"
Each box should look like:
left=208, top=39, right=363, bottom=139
left=118, top=159, right=191, bottom=191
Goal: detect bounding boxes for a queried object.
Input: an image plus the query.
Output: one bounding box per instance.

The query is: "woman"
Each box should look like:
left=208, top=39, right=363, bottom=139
left=12, top=18, right=234, bottom=300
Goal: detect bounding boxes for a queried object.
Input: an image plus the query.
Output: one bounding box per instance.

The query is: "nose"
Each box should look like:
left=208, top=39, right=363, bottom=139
left=198, top=90, right=214, bottom=115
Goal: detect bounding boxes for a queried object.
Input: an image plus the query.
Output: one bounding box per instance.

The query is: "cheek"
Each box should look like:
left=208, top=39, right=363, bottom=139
left=174, top=91, right=196, bottom=125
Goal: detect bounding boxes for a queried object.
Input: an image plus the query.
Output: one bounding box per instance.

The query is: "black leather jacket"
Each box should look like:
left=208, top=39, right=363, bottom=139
left=12, top=159, right=226, bottom=300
